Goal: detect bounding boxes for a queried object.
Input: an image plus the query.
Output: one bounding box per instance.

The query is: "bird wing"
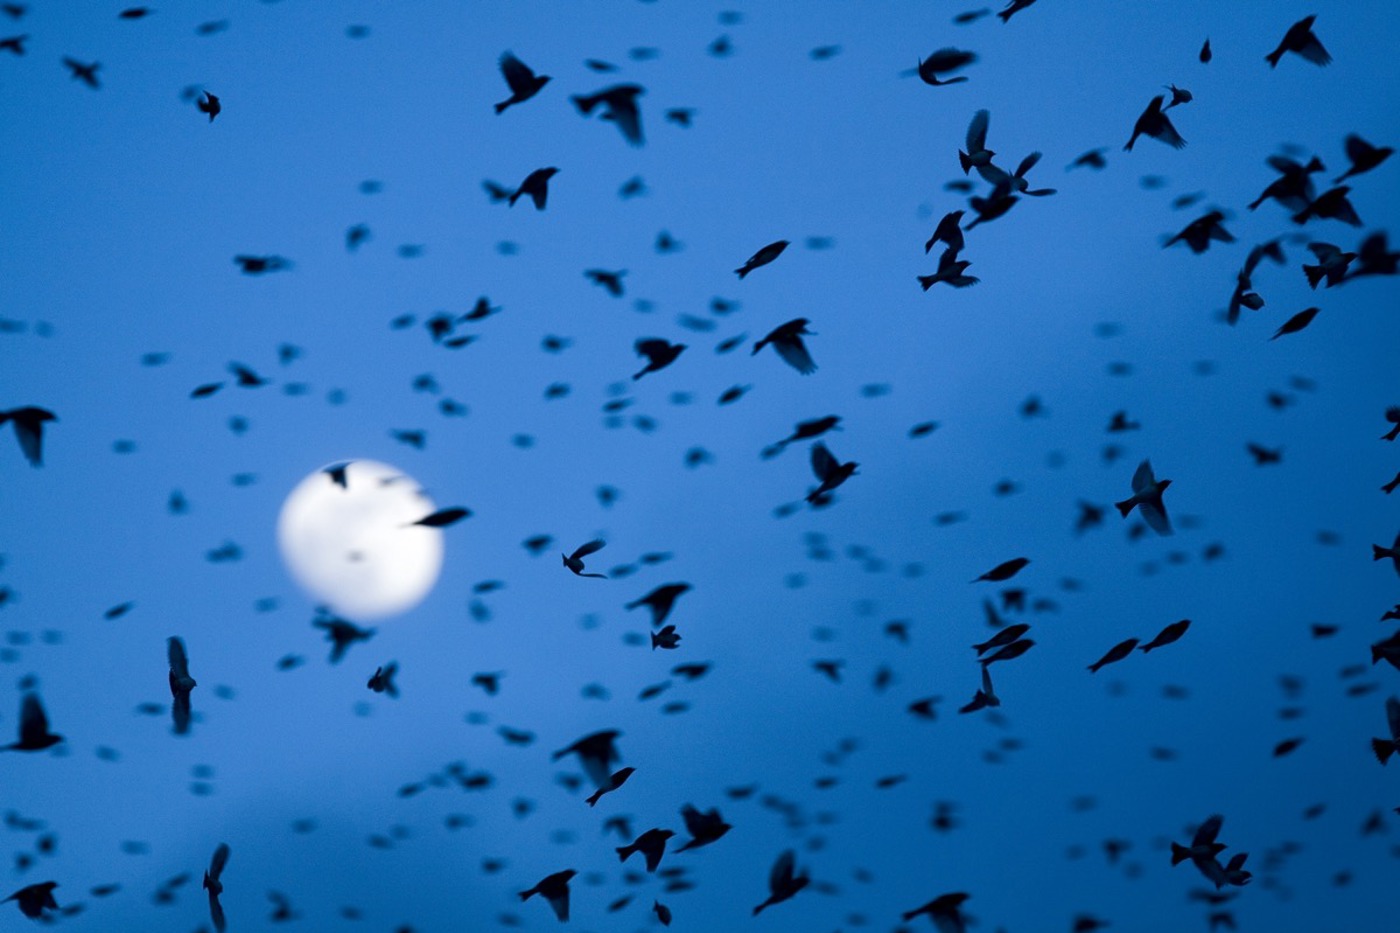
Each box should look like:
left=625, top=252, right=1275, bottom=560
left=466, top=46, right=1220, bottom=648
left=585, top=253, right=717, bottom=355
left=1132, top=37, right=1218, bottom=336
left=966, top=109, right=989, bottom=151
left=168, top=637, right=191, bottom=680
left=1296, top=35, right=1332, bottom=66
left=1139, top=498, right=1173, bottom=536
left=1156, top=112, right=1187, bottom=149
left=499, top=52, right=534, bottom=93
left=1131, top=459, right=1156, bottom=493
left=635, top=339, right=669, bottom=361
left=208, top=890, right=227, bottom=932
left=610, top=99, right=644, bottom=146
left=769, top=849, right=796, bottom=891
left=774, top=337, right=816, bottom=374
left=1193, top=815, right=1223, bottom=847
left=548, top=887, right=570, bottom=922
left=571, top=539, right=606, bottom=560
left=209, top=842, right=230, bottom=879
left=1343, top=134, right=1372, bottom=164
left=18, top=694, right=48, bottom=744
left=1015, top=150, right=1042, bottom=178
left=680, top=805, right=705, bottom=836
left=810, top=443, right=838, bottom=481
left=172, top=693, right=192, bottom=735
left=11, top=415, right=44, bottom=466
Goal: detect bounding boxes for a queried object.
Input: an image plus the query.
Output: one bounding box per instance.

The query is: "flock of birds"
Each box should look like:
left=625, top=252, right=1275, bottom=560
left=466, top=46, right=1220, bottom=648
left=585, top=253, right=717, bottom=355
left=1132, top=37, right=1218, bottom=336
left=2, top=1, right=1398, bottom=931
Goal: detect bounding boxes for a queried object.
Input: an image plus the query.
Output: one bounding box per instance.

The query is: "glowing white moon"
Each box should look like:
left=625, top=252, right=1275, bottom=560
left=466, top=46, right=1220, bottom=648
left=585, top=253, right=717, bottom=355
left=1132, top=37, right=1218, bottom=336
left=277, top=460, right=444, bottom=620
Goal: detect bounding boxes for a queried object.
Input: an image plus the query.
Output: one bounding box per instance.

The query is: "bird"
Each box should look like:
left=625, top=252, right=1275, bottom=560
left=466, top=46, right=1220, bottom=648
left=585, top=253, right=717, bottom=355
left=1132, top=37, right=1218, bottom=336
left=1248, top=155, right=1325, bottom=212
left=626, top=583, right=691, bottom=627
left=1304, top=242, right=1357, bottom=288
left=563, top=540, right=608, bottom=578
left=807, top=442, right=858, bottom=503
left=913, top=48, right=977, bottom=85
left=586, top=766, right=635, bottom=806
left=1165, top=210, right=1234, bottom=253
left=918, top=247, right=979, bottom=290
left=1371, top=696, right=1400, bottom=765
left=633, top=339, right=686, bottom=380
left=902, top=891, right=972, bottom=931
left=676, top=804, right=732, bottom=851
left=509, top=167, right=559, bottom=210
left=3, top=882, right=58, bottom=919
left=3, top=693, right=62, bottom=751
left=367, top=663, right=399, bottom=697
left=980, top=638, right=1035, bottom=665
left=959, top=109, right=995, bottom=175
left=752, top=318, right=817, bottom=373
left=409, top=507, right=471, bottom=528
left=1292, top=186, right=1362, bottom=226
left=959, top=666, right=1001, bottom=713
left=197, top=91, right=220, bottom=121
left=519, top=869, right=575, bottom=922
left=735, top=240, right=789, bottom=278
left=1270, top=306, right=1320, bottom=340
left=1140, top=619, right=1191, bottom=653
left=1335, top=134, right=1393, bottom=182
left=233, top=254, right=290, bottom=274
left=552, top=729, right=622, bottom=788
left=62, top=57, right=100, bottom=88
left=1125, top=96, right=1186, bottom=151
left=974, top=556, right=1030, bottom=582
left=323, top=462, right=351, bottom=489
left=1374, top=531, right=1400, bottom=577
left=1266, top=15, right=1331, bottom=68
left=168, top=636, right=197, bottom=735
left=1088, top=638, right=1140, bottom=673
left=0, top=34, right=26, bottom=55
left=752, top=849, right=809, bottom=915
left=1171, top=815, right=1227, bottom=871
left=650, top=625, right=682, bottom=650
left=313, top=613, right=375, bottom=663
left=985, top=151, right=1057, bottom=196
left=925, top=210, right=966, bottom=255
left=0, top=406, right=56, bottom=466
left=1200, top=38, right=1212, bottom=62
left=584, top=268, right=626, bottom=296
left=203, top=843, right=230, bottom=933
left=973, top=623, right=1031, bottom=655
left=495, top=52, right=550, bottom=113
left=616, top=828, right=675, bottom=872
left=571, top=84, right=645, bottom=145
left=1115, top=459, right=1173, bottom=535
left=1164, top=84, right=1193, bottom=108
left=998, top=0, right=1037, bottom=22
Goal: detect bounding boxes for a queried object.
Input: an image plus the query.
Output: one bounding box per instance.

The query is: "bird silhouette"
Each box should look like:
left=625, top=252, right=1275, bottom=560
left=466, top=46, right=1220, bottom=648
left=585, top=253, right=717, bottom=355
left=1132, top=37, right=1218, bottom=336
left=1115, top=459, right=1173, bottom=535
left=1125, top=96, right=1186, bottom=150
left=563, top=540, right=608, bottom=578
left=203, top=843, right=230, bottom=933
left=197, top=91, right=220, bottom=121
left=313, top=613, right=376, bottom=664
left=807, top=442, right=858, bottom=502
left=0, top=406, right=56, bottom=466
left=633, top=339, right=686, bottom=380
left=675, top=804, right=731, bottom=851
left=509, top=167, right=559, bottom=210
left=3, top=882, right=58, bottom=919
left=753, top=318, right=817, bottom=374
left=167, top=636, right=197, bottom=736
left=519, top=869, right=575, bottom=922
left=62, top=57, right=100, bottom=88
left=616, top=828, right=675, bottom=872
left=552, top=729, right=622, bottom=788
left=735, top=240, right=789, bottom=278
left=495, top=52, right=550, bottom=113
left=3, top=693, right=62, bottom=751
left=626, top=583, right=691, bottom=627
left=572, top=84, right=645, bottom=145
left=752, top=849, right=809, bottom=915
left=1266, top=15, right=1331, bottom=68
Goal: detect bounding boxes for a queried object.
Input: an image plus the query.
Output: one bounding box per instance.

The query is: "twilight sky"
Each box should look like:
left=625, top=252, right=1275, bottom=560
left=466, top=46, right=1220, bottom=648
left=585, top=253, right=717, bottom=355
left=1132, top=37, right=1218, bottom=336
left=1, top=1, right=1398, bottom=931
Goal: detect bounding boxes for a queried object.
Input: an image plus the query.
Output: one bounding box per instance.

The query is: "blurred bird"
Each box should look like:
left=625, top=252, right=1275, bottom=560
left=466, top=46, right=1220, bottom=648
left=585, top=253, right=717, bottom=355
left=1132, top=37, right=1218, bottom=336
left=1271, top=306, right=1320, bottom=340
left=586, top=766, right=635, bottom=806
left=1164, top=84, right=1193, bottom=108
left=626, top=584, right=691, bottom=627
left=313, top=613, right=375, bottom=664
left=912, top=48, right=977, bottom=86
left=1335, top=134, right=1393, bottom=182
left=1140, top=619, right=1191, bottom=653
left=1125, top=96, right=1185, bottom=150
left=650, top=625, right=682, bottom=650
left=585, top=269, right=626, bottom=296
left=807, top=442, right=858, bottom=503
left=1374, top=531, right=1400, bottom=577
left=1171, top=815, right=1227, bottom=871
left=3, top=694, right=62, bottom=751
left=980, top=638, right=1034, bottom=666
left=0, top=406, right=56, bottom=466
left=974, top=556, right=1030, bottom=582
left=1089, top=638, right=1140, bottom=673
left=998, top=0, right=1037, bottom=22
left=925, top=210, right=966, bottom=255
left=509, top=167, right=559, bottom=210
left=676, top=805, right=732, bottom=851
left=409, top=507, right=471, bottom=527
left=1068, top=148, right=1108, bottom=170
left=973, top=624, right=1030, bottom=655
left=960, top=666, right=1001, bottom=713
left=1200, top=38, right=1212, bottom=62
left=197, top=91, right=220, bottom=121
left=903, top=891, right=971, bottom=931
left=959, top=109, right=995, bottom=175
left=3, top=882, right=57, bottom=919
left=1165, top=210, right=1234, bottom=253
left=1248, top=155, right=1324, bottom=212
left=985, top=151, right=1057, bottom=196
left=553, top=729, right=622, bottom=788
left=0, top=34, right=26, bottom=55
left=918, top=247, right=979, bottom=290
left=735, top=240, right=789, bottom=278
left=753, top=318, right=817, bottom=374
left=1266, top=15, right=1331, bottom=68
left=633, top=339, right=686, bottom=380
left=1292, top=186, right=1362, bottom=226
left=167, top=637, right=197, bottom=735
left=495, top=52, right=550, bottom=113
left=62, top=57, right=100, bottom=88
left=1303, top=242, right=1356, bottom=287
left=563, top=540, right=608, bottom=578
left=367, top=663, right=399, bottom=697
left=752, top=850, right=809, bottom=915
left=519, top=869, right=575, bottom=922
left=1115, top=460, right=1173, bottom=535
left=203, top=843, right=230, bottom=933
left=617, top=828, right=675, bottom=872
left=572, top=84, right=645, bottom=145
left=1371, top=696, right=1400, bottom=765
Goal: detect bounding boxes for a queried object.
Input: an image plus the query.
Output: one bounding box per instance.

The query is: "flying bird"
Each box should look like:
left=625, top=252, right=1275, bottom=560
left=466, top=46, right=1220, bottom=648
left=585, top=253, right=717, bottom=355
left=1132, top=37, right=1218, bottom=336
left=313, top=614, right=376, bottom=664
left=676, top=804, right=732, bottom=851
left=563, top=540, right=608, bottom=578
left=752, top=849, right=809, bottom=915
left=1165, top=210, right=1234, bottom=253
left=197, top=91, right=220, bottom=121
left=1115, top=459, right=1173, bottom=535
left=62, top=57, right=100, bottom=88
left=572, top=84, right=644, bottom=145
left=3, top=882, right=58, bottom=919
left=367, top=663, right=399, bottom=697
left=918, top=247, right=979, bottom=290
left=1089, top=638, right=1140, bottom=673
left=3, top=693, right=62, bottom=751
left=616, top=828, right=675, bottom=872
left=1374, top=532, right=1400, bottom=577
left=1140, top=619, right=1191, bottom=653
left=902, top=891, right=972, bottom=932
left=974, top=557, right=1030, bottom=582
left=1335, top=134, right=1393, bottom=182
left=959, top=109, right=995, bottom=175
left=586, top=766, right=635, bottom=806
left=495, top=52, right=550, bottom=113
left=519, top=869, right=575, bottom=922
left=203, top=843, right=230, bottom=933
left=925, top=210, right=966, bottom=255
left=807, top=442, right=858, bottom=503
left=626, top=583, right=691, bottom=627
left=409, top=507, right=471, bottom=527
left=509, top=167, right=559, bottom=210
left=1125, top=96, right=1186, bottom=151
left=912, top=48, right=977, bottom=86
left=633, top=339, right=686, bottom=380
left=167, top=636, right=197, bottom=735
left=752, top=318, right=817, bottom=373
left=553, top=729, right=622, bottom=788
left=0, top=406, right=56, bottom=466
left=735, top=240, right=789, bottom=278
left=1270, top=306, right=1320, bottom=340
left=1266, top=15, right=1331, bottom=68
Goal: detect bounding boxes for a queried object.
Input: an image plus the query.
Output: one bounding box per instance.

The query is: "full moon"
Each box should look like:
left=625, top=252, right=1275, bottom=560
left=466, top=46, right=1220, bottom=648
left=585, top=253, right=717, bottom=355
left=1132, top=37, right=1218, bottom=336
left=277, top=460, right=445, bottom=620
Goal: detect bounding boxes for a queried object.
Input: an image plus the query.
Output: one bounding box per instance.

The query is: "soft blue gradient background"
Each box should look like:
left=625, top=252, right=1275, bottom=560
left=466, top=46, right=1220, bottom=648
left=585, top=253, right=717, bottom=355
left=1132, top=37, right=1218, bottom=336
left=1, top=1, right=1397, bottom=930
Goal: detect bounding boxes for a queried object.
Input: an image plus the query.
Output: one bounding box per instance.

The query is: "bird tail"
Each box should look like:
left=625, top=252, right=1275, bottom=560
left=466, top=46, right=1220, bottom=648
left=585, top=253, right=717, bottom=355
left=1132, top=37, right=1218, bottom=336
left=1305, top=156, right=1324, bottom=173
left=586, top=789, right=603, bottom=807
left=1114, top=498, right=1135, bottom=517
left=518, top=890, right=534, bottom=902
left=571, top=93, right=597, bottom=114
left=735, top=265, right=750, bottom=279
left=1303, top=263, right=1325, bottom=288
left=1138, top=642, right=1156, bottom=654
left=1374, top=545, right=1395, bottom=561
left=917, top=275, right=937, bottom=291
left=1087, top=661, right=1103, bottom=674
left=1265, top=49, right=1282, bottom=68
left=1171, top=843, right=1192, bottom=866
left=1290, top=205, right=1311, bottom=224
left=493, top=100, right=510, bottom=114
left=1373, top=738, right=1395, bottom=765
left=996, top=8, right=1013, bottom=22
left=616, top=845, right=634, bottom=862
left=958, top=150, right=973, bottom=174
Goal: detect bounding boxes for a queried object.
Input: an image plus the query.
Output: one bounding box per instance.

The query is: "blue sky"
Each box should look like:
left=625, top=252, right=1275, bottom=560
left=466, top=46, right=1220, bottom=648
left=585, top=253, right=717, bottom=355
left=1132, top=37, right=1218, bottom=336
left=1, top=1, right=1398, bottom=930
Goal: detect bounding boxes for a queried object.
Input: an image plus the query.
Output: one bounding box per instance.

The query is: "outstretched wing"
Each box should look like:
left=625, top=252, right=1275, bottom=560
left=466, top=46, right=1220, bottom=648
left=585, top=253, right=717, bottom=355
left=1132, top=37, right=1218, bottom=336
left=1193, top=814, right=1223, bottom=847
left=774, top=338, right=816, bottom=375
left=209, top=842, right=231, bottom=880
left=810, top=443, right=838, bottom=482
left=966, top=109, right=989, bottom=151
left=611, top=98, right=644, bottom=146
left=570, top=539, right=606, bottom=561
left=168, top=636, right=191, bottom=681
left=208, top=890, right=227, bottom=933
left=1015, top=150, right=1042, bottom=178
left=19, top=693, right=49, bottom=744
left=1131, top=459, right=1156, bottom=493
left=680, top=804, right=705, bottom=836
left=499, top=52, right=534, bottom=94
left=1139, top=498, right=1173, bottom=536
left=1156, top=112, right=1187, bottom=149
left=769, top=849, right=796, bottom=892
